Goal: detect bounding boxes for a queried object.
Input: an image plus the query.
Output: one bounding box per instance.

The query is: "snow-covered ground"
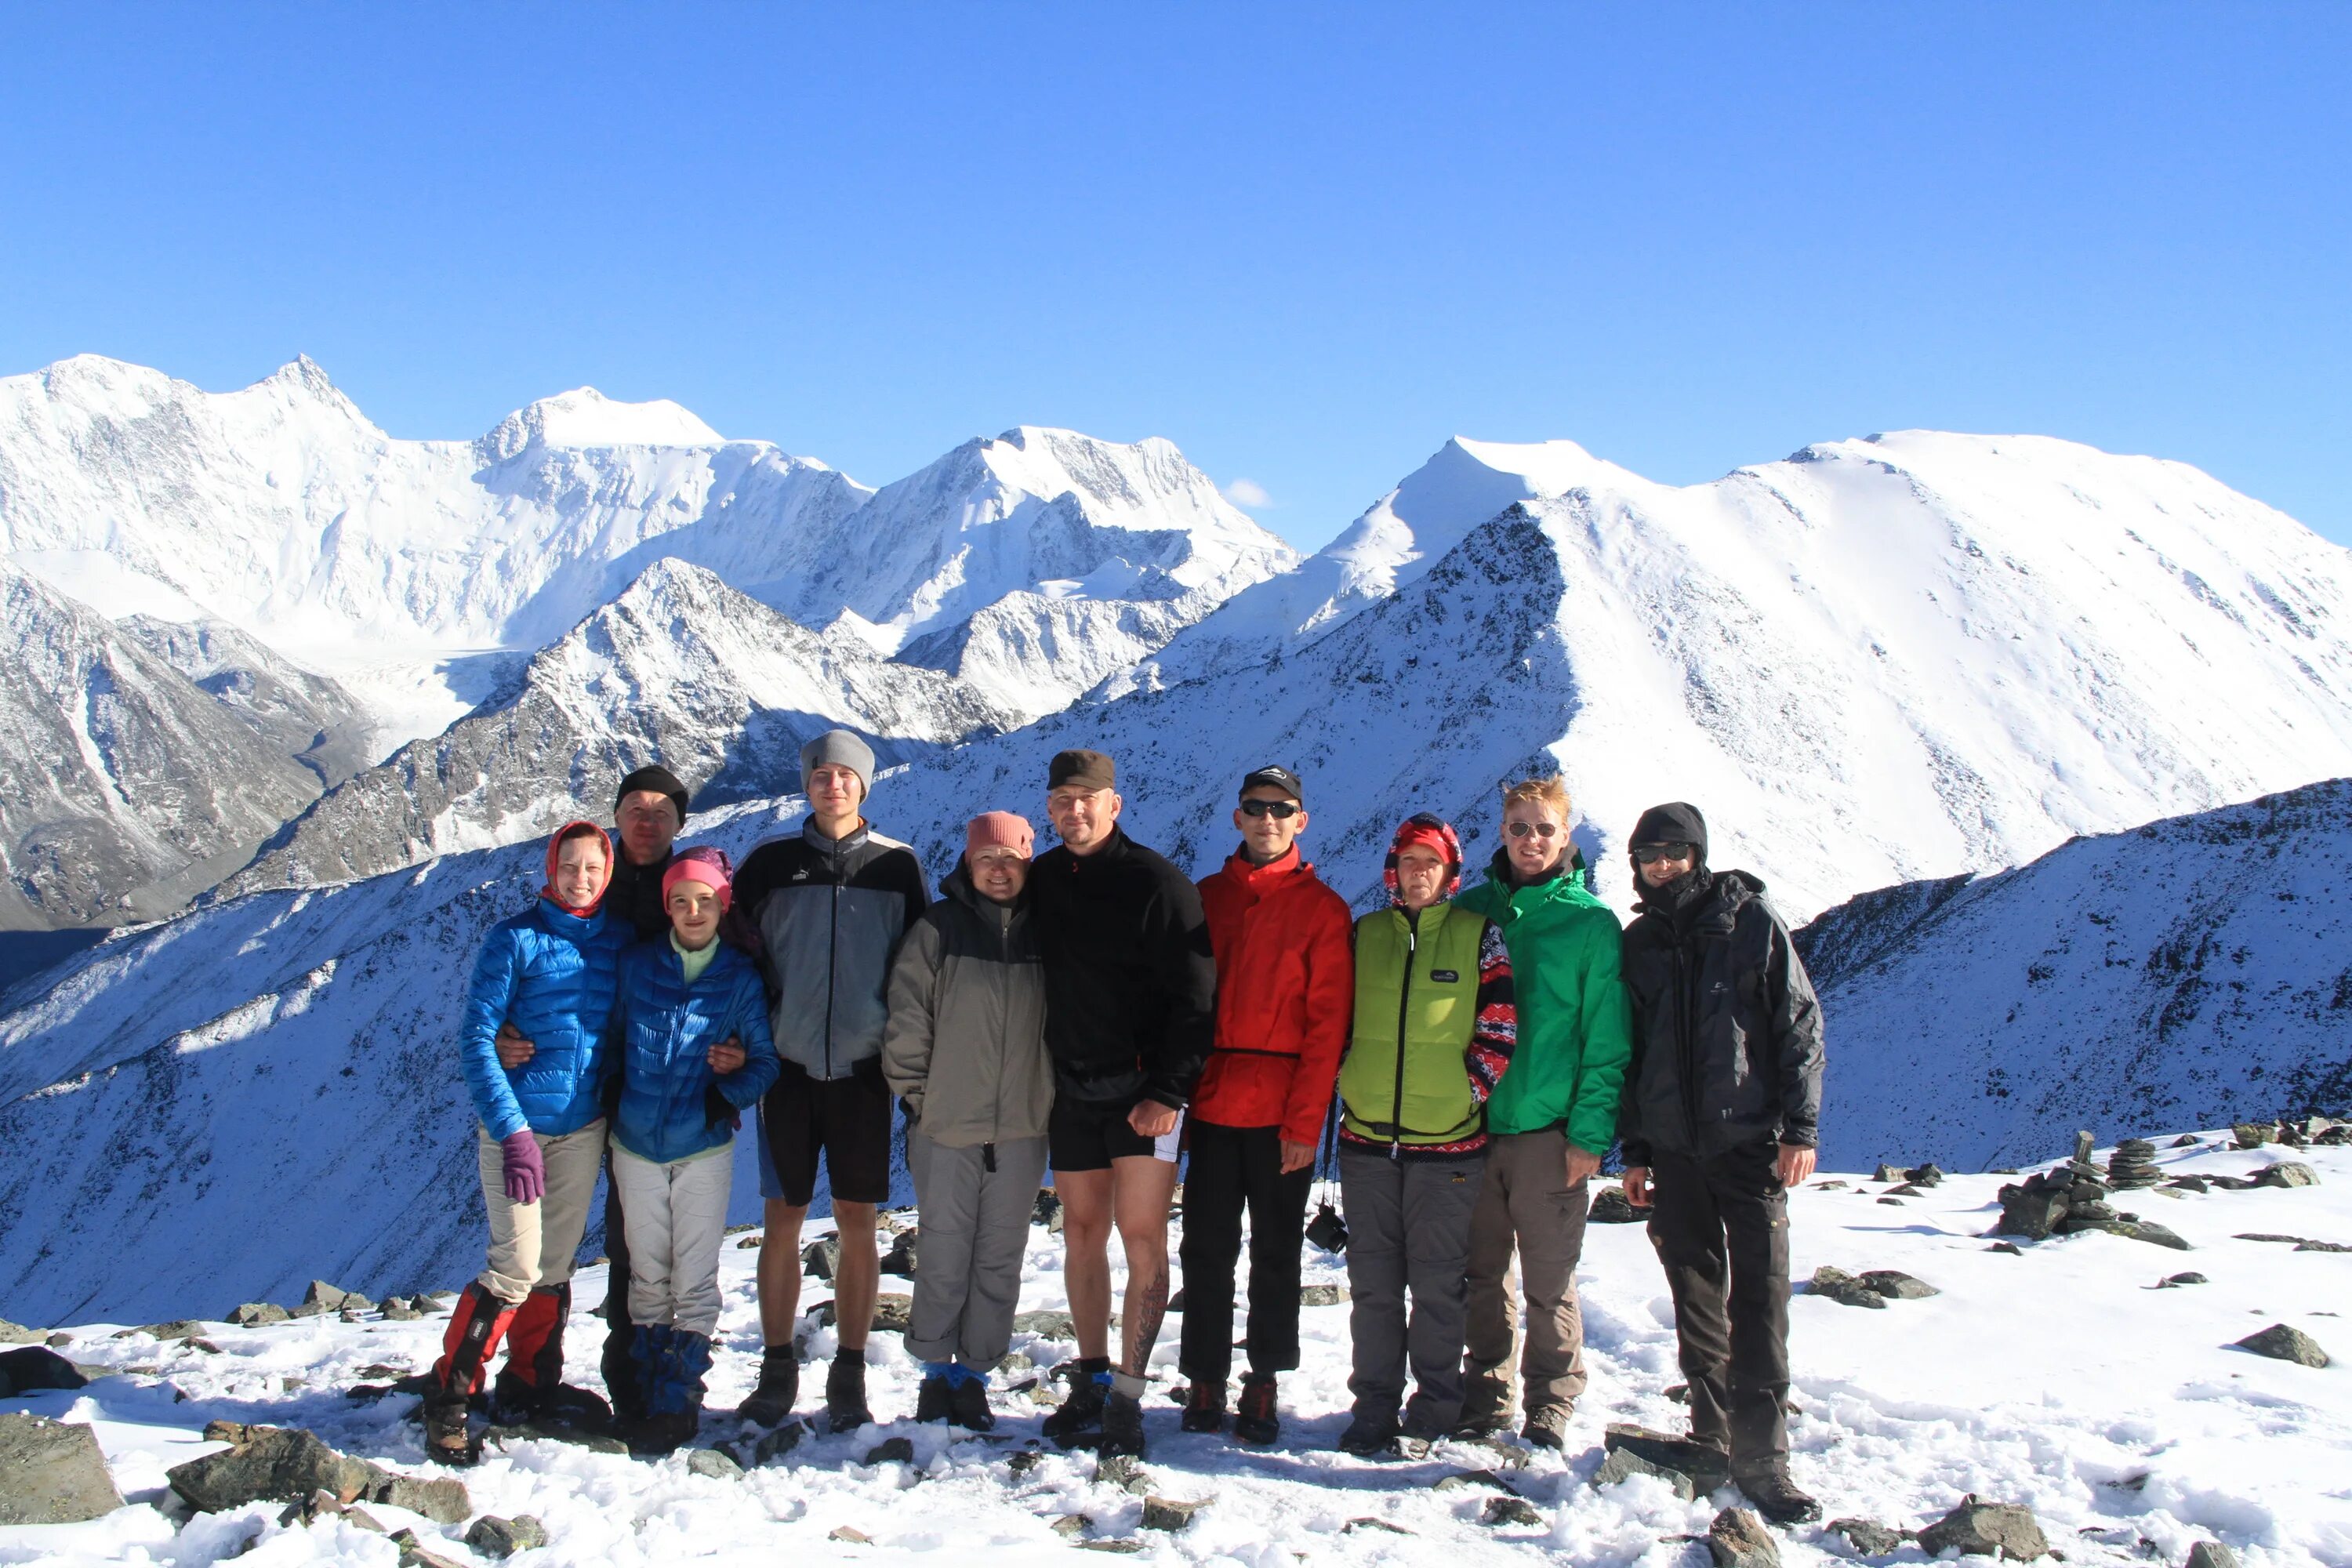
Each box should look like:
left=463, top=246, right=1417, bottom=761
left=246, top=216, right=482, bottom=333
left=5, top=1133, right=2347, bottom=1568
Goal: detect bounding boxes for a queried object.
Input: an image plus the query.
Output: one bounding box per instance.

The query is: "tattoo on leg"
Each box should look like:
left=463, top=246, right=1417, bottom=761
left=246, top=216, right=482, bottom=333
left=1122, top=1261, right=1170, bottom=1377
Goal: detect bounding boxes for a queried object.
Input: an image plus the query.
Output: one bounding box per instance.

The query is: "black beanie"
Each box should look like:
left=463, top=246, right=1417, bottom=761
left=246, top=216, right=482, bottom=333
left=615, top=764, right=691, bottom=824
left=1629, top=802, right=1708, bottom=861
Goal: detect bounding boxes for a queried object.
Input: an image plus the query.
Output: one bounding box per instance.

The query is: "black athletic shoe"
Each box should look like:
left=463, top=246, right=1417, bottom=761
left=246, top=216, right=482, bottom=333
left=489, top=1372, right=614, bottom=1431
left=1336, top=1412, right=1399, bottom=1457
left=914, top=1374, right=954, bottom=1424
left=1232, top=1374, right=1279, bottom=1445
left=624, top=1410, right=697, bottom=1457
left=739, top=1349, right=799, bottom=1426
left=1098, top=1389, right=1147, bottom=1458
left=1179, top=1378, right=1227, bottom=1433
left=1043, top=1367, right=1108, bottom=1447
left=825, top=1352, right=873, bottom=1433
left=948, top=1375, right=996, bottom=1432
left=1737, top=1470, right=1822, bottom=1525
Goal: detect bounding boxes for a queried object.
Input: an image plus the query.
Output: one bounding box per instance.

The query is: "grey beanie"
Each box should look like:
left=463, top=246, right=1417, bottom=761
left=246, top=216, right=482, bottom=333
left=800, top=728, right=876, bottom=798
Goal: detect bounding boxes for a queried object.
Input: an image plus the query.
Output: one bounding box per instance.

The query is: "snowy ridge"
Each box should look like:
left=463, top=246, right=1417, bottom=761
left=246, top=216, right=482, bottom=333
left=5, top=1136, right=2350, bottom=1567
left=220, top=561, right=1017, bottom=897
left=1798, top=777, right=2352, bottom=1171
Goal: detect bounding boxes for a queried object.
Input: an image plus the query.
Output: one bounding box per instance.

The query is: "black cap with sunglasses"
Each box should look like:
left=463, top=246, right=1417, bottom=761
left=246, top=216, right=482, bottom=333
left=1628, top=801, right=1708, bottom=866
left=1239, top=765, right=1304, bottom=804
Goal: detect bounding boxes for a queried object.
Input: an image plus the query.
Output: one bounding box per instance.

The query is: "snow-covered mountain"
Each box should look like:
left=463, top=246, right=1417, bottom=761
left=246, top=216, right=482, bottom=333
left=1797, top=777, right=2352, bottom=1172
left=0, top=567, right=352, bottom=930
left=220, top=561, right=1016, bottom=897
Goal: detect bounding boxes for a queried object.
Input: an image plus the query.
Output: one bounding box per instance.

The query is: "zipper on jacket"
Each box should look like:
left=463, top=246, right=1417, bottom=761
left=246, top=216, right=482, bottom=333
left=825, top=837, right=840, bottom=1080
left=1389, top=909, right=1417, bottom=1162
left=1673, top=941, right=1700, bottom=1147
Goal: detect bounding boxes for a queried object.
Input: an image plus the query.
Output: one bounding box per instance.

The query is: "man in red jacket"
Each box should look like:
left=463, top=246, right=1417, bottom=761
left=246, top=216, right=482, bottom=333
left=1177, top=765, right=1354, bottom=1444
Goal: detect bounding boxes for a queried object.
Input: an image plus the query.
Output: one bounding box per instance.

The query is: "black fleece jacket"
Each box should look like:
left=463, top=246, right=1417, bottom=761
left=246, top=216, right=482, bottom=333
left=1026, top=826, right=1218, bottom=1111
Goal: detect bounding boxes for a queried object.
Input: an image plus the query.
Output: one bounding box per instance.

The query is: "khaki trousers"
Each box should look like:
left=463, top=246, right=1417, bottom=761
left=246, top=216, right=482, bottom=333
left=474, top=1120, right=608, bottom=1305
left=612, top=1143, right=735, bottom=1338
left=1462, top=1130, right=1590, bottom=1417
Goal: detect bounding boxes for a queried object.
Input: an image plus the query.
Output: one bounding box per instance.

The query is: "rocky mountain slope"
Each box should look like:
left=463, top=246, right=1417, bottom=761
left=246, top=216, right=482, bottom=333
left=1797, top=777, right=2352, bottom=1172
left=0, top=567, right=348, bottom=929
left=220, top=561, right=1016, bottom=897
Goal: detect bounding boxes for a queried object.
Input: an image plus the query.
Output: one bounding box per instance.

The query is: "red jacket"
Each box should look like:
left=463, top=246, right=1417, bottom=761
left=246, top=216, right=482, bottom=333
left=1191, top=848, right=1355, bottom=1146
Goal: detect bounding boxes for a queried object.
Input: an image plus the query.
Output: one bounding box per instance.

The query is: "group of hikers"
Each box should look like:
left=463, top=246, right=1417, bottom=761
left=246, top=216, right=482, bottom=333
left=433, top=732, right=1828, bottom=1524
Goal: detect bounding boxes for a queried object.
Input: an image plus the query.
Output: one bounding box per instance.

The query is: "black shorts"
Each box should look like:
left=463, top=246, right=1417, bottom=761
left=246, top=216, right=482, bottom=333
left=757, top=1061, right=893, bottom=1207
left=1049, top=1097, right=1183, bottom=1174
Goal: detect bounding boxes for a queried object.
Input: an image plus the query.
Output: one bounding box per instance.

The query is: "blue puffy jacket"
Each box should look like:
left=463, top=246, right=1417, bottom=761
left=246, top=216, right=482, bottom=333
left=612, top=940, right=782, bottom=1165
left=459, top=898, right=630, bottom=1142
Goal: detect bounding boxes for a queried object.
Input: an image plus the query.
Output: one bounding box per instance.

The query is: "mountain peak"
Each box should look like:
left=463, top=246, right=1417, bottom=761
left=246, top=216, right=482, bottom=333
left=476, top=386, right=724, bottom=462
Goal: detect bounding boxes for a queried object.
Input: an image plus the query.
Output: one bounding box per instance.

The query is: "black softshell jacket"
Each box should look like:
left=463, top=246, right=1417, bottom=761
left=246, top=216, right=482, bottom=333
left=1618, top=869, right=1824, bottom=1164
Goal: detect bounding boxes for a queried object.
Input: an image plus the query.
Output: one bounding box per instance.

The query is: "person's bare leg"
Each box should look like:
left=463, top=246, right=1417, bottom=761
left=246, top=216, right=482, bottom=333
left=831, top=1200, right=880, bottom=1352
left=1112, top=1155, right=1180, bottom=1378
left=758, top=1199, right=808, bottom=1345
left=1056, top=1170, right=1116, bottom=1361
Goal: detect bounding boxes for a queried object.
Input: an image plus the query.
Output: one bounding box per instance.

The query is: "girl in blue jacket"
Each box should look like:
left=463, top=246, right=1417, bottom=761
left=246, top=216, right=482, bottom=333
left=431, top=820, right=630, bottom=1465
left=608, top=845, right=782, bottom=1451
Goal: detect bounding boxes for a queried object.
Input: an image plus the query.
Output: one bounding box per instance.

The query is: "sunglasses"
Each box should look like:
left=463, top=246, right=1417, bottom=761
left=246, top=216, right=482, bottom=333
left=1632, top=843, right=1696, bottom=865
left=1240, top=799, right=1301, bottom=819
left=1506, top=821, right=1561, bottom=840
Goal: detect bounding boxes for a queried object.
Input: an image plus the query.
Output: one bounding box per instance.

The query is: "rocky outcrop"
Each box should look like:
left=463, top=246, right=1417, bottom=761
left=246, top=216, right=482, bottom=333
left=0, top=1414, right=122, bottom=1524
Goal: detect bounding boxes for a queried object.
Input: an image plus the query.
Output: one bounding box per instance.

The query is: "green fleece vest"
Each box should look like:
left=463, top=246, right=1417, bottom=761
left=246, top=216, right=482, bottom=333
left=1455, top=853, right=1632, bottom=1151
left=1338, top=902, right=1486, bottom=1149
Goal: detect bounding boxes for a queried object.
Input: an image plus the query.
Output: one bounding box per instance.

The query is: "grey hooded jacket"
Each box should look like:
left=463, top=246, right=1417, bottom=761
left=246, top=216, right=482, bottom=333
left=881, top=860, right=1054, bottom=1149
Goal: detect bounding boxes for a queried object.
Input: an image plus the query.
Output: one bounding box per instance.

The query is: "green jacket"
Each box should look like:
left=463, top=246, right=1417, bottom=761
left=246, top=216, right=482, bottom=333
left=1454, top=848, right=1632, bottom=1151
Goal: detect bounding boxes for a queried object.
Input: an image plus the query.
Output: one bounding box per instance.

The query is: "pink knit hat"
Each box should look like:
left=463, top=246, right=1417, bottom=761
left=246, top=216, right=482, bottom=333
left=661, top=845, right=735, bottom=909
left=966, top=811, right=1035, bottom=859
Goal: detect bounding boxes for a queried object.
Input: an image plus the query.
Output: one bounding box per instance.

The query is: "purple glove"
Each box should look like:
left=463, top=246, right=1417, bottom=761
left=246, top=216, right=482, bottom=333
left=500, top=1131, right=546, bottom=1205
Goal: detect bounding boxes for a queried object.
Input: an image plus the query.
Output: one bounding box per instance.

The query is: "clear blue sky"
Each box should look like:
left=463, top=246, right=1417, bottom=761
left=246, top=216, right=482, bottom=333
left=3, top=4, right=2347, bottom=549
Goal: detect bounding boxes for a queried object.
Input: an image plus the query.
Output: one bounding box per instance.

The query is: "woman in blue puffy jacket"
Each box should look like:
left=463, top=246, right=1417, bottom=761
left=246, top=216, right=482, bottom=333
left=608, top=844, right=782, bottom=1451
left=430, top=820, right=631, bottom=1465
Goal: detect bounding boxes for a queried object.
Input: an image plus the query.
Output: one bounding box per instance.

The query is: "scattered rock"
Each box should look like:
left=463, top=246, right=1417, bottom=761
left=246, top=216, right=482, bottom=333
left=1077, top=1542, right=1145, bottom=1555
left=395, top=1540, right=469, bottom=1568
left=2174, top=1134, right=2201, bottom=1148
left=871, top=1294, right=914, bottom=1334
left=1590, top=1187, right=1642, bottom=1223
left=1807, top=1267, right=1888, bottom=1309
left=1013, top=1309, right=1078, bottom=1340
left=804, top=1238, right=841, bottom=1282
left=0, top=1319, right=45, bottom=1345
left=1907, top=1163, right=1947, bottom=1187
left=1918, top=1499, right=2051, bottom=1560
left=2183, top=1542, right=2239, bottom=1568
left=0, top=1413, right=125, bottom=1524
left=1451, top=1433, right=1533, bottom=1469
left=1708, top=1508, right=1782, bottom=1568
left=863, top=1436, right=916, bottom=1465
left=1816, top=1180, right=1849, bottom=1192
left=1858, top=1270, right=1939, bottom=1300
left=1665, top=1383, right=1690, bottom=1403
left=488, top=1419, right=630, bottom=1455
left=299, top=1282, right=353, bottom=1309
left=1828, top=1518, right=1907, bottom=1555
left=1034, top=1190, right=1065, bottom=1233
left=464, top=1514, right=549, bottom=1557
left=289, top=1302, right=333, bottom=1319
left=1097, top=1453, right=1151, bottom=1494
left=1600, top=1423, right=1732, bottom=1493
left=736, top=1235, right=762, bottom=1249
left=1483, top=1495, right=1545, bottom=1527
left=2233, top=1324, right=2329, bottom=1367
left=1299, top=1284, right=1349, bottom=1306
left=1052, top=1513, right=1093, bottom=1537
left=1345, top=1516, right=1413, bottom=1534
left=1885, top=1183, right=1922, bottom=1196
left=2165, top=1176, right=2209, bottom=1194
left=168, top=1426, right=376, bottom=1512
left=0, top=1345, right=89, bottom=1392
left=1873, top=1163, right=1905, bottom=1182
left=1876, top=1197, right=1905, bottom=1207
left=880, top=1232, right=920, bottom=1279
left=1436, top=1468, right=1512, bottom=1492
left=368, top=1472, right=472, bottom=1524
left=2158, top=1272, right=2209, bottom=1287
left=2296, top=1239, right=2352, bottom=1253
left=1995, top=1180, right=2069, bottom=1240
left=829, top=1525, right=873, bottom=1544
left=2256, top=1163, right=2321, bottom=1189
left=2107, top=1140, right=2162, bottom=1189
left=686, top=1446, right=744, bottom=1480
left=381, top=1301, right=423, bottom=1322
left=227, top=1302, right=289, bottom=1327
left=2230, top=1124, right=2273, bottom=1150
left=1008, top=1448, right=1043, bottom=1475
left=1140, top=1495, right=1202, bottom=1530
left=2065, top=1218, right=2192, bottom=1250
left=1987, top=1242, right=2023, bottom=1255
left=1595, top=1446, right=1697, bottom=1497
left=2205, top=1175, right=2259, bottom=1191
left=117, top=1320, right=205, bottom=1341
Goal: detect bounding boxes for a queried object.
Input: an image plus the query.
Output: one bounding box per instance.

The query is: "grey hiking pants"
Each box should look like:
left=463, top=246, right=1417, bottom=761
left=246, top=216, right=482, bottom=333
left=906, top=1130, right=1051, bottom=1368
left=1464, top=1131, right=1591, bottom=1418
left=1338, top=1147, right=1485, bottom=1432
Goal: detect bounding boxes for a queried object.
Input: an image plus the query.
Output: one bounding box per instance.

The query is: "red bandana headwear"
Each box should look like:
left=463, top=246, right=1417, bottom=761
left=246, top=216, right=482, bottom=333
left=543, top=820, right=614, bottom=916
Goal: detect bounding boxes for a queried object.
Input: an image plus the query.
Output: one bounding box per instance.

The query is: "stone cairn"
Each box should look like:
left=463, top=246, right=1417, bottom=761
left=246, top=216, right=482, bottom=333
left=2106, top=1138, right=2162, bottom=1189
left=1993, top=1131, right=2187, bottom=1248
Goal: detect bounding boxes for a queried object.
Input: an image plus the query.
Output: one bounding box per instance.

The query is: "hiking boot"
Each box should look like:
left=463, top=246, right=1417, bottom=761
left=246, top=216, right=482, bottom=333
left=914, top=1374, right=954, bottom=1424
left=1232, top=1374, right=1279, bottom=1445
left=1179, top=1378, right=1227, bottom=1433
left=422, top=1394, right=477, bottom=1467
left=948, top=1374, right=995, bottom=1432
left=1043, top=1366, right=1109, bottom=1448
left=1454, top=1368, right=1513, bottom=1438
left=1737, top=1469, right=1822, bottom=1525
left=1098, top=1388, right=1147, bottom=1458
left=1336, top=1411, right=1399, bottom=1457
left=1519, top=1403, right=1572, bottom=1450
left=488, top=1371, right=612, bottom=1430
left=825, top=1351, right=873, bottom=1432
left=625, top=1409, right=697, bottom=1456
left=738, top=1348, right=799, bottom=1426
left=601, top=1330, right=645, bottom=1427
